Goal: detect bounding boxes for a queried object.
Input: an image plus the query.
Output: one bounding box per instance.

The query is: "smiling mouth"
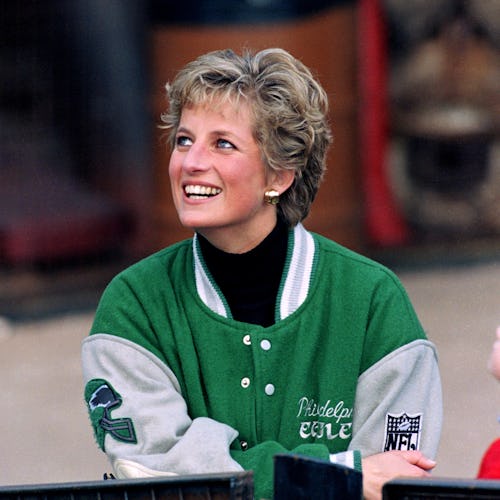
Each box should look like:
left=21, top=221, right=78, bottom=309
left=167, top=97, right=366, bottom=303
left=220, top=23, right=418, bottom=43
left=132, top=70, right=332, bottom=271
left=184, top=185, right=222, bottom=199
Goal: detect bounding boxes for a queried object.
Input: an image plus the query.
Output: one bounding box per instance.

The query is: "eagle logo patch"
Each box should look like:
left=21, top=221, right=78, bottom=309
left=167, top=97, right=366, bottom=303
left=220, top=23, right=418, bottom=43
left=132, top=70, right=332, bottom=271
left=384, top=412, right=422, bottom=452
left=85, top=379, right=137, bottom=451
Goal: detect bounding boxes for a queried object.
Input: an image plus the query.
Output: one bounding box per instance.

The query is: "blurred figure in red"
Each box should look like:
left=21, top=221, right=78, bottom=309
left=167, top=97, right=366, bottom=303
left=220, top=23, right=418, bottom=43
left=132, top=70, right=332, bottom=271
left=477, top=327, right=500, bottom=479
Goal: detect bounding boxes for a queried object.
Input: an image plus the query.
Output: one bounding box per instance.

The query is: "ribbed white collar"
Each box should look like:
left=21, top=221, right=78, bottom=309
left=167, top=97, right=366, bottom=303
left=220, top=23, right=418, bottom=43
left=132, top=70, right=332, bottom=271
left=193, top=223, right=316, bottom=322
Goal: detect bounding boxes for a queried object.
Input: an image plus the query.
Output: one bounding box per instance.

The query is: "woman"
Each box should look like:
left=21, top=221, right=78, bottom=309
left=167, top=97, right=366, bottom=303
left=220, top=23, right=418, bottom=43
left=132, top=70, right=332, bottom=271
left=82, top=48, right=442, bottom=500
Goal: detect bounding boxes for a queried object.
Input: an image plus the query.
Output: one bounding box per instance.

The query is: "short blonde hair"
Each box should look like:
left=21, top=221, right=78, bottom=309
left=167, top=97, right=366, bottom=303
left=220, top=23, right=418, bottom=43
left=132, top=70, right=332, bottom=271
left=161, top=48, right=332, bottom=227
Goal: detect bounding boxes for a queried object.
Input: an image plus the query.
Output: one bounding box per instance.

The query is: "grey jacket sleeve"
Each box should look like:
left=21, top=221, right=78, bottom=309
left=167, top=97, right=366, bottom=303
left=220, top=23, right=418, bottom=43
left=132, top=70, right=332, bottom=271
left=349, top=339, right=442, bottom=459
left=81, top=334, right=243, bottom=476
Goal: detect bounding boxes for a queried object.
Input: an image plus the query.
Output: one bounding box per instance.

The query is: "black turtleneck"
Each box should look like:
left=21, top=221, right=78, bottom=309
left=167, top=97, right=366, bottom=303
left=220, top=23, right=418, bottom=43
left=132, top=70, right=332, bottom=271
left=197, top=219, right=288, bottom=327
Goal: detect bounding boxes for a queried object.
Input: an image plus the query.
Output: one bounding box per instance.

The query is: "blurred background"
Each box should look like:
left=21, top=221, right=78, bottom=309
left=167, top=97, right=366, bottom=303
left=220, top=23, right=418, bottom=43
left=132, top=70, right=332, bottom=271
left=0, top=0, right=499, bottom=489
left=1, top=0, right=499, bottom=319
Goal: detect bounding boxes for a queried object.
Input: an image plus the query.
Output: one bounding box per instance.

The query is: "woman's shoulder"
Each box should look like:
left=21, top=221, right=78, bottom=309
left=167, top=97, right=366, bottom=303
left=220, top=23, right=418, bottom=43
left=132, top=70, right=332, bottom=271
left=308, top=231, right=413, bottom=303
left=311, top=231, right=397, bottom=277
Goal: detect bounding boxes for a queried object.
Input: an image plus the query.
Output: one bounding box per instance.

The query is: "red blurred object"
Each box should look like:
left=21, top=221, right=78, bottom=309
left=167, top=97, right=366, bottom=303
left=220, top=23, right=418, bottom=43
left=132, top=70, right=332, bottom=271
left=358, top=0, right=409, bottom=246
left=478, top=438, right=500, bottom=479
left=0, top=167, right=131, bottom=265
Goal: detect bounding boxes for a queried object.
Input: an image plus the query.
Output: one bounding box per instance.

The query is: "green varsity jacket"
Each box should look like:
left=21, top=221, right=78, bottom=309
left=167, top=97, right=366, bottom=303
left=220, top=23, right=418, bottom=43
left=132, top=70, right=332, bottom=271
left=82, top=224, right=442, bottom=499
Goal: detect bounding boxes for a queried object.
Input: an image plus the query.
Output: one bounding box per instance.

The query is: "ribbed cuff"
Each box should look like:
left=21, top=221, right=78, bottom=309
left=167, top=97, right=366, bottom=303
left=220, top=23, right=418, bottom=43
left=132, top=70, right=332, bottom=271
left=329, top=450, right=362, bottom=472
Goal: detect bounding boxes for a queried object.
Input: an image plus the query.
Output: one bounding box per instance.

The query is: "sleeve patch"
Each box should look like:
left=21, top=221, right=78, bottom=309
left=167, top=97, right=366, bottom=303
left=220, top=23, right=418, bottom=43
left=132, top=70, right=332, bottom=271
left=84, top=378, right=137, bottom=451
left=383, top=412, right=422, bottom=452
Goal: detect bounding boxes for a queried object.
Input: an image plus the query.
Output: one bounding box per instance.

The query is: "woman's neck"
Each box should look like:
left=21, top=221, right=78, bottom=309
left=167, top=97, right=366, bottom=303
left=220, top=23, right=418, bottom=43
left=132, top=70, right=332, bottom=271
left=196, top=213, right=278, bottom=254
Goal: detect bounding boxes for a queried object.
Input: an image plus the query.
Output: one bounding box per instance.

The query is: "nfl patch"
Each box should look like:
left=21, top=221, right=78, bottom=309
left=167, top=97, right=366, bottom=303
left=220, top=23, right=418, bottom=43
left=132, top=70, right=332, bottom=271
left=383, top=412, right=422, bottom=452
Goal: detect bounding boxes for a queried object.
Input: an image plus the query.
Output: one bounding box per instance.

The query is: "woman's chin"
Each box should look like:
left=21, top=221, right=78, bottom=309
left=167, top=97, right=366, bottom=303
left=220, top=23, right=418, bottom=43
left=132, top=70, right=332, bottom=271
left=178, top=217, right=212, bottom=233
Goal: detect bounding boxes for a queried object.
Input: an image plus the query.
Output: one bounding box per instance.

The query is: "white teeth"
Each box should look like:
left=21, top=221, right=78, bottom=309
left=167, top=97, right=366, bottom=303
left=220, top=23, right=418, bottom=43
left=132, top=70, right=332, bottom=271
left=184, top=185, right=221, bottom=197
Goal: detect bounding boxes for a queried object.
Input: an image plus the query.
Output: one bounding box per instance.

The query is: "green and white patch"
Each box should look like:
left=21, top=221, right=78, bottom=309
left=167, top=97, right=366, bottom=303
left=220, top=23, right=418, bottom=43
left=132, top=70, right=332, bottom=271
left=84, top=378, right=137, bottom=451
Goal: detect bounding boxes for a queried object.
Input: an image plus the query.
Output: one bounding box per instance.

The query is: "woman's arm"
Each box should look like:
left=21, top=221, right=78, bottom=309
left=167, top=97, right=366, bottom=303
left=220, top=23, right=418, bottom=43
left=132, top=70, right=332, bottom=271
left=82, top=334, right=243, bottom=476
left=349, top=339, right=442, bottom=459
left=349, top=339, right=442, bottom=500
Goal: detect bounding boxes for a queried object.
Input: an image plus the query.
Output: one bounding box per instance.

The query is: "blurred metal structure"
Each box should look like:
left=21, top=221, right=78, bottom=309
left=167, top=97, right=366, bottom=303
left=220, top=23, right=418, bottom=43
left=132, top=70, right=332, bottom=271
left=385, top=0, right=500, bottom=239
left=383, top=477, right=500, bottom=499
left=0, top=1, right=150, bottom=265
left=0, top=473, right=254, bottom=500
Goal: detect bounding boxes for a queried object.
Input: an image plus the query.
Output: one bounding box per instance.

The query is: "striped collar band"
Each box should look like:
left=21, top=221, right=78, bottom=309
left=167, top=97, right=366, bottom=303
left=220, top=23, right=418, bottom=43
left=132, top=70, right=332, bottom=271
left=192, top=223, right=316, bottom=322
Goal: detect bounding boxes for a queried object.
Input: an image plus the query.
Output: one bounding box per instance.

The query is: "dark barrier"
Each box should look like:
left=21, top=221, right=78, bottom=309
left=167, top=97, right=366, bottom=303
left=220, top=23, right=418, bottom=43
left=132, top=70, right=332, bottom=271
left=383, top=477, right=500, bottom=499
left=0, top=472, right=253, bottom=500
left=274, top=454, right=362, bottom=499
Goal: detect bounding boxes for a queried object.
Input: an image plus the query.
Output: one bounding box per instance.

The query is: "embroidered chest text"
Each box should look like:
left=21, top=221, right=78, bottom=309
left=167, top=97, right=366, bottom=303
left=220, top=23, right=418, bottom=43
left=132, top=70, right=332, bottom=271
left=296, top=397, right=353, bottom=441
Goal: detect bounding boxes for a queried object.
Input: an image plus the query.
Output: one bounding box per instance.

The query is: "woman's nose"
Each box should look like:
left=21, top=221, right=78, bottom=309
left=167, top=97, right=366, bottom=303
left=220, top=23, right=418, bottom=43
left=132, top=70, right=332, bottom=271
left=182, top=142, right=211, bottom=173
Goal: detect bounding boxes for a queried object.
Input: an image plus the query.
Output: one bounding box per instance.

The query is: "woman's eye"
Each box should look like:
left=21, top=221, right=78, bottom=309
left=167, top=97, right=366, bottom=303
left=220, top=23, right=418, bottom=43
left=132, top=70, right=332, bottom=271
left=217, top=139, right=234, bottom=149
left=176, top=136, right=192, bottom=147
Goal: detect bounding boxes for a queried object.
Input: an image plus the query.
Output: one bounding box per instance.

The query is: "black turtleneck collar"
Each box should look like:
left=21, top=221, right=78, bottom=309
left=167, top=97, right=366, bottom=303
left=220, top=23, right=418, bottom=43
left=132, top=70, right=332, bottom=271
left=197, top=219, right=289, bottom=327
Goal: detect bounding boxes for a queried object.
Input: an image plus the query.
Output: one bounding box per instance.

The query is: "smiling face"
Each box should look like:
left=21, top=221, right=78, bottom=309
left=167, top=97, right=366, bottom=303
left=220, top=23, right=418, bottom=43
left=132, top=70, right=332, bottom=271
left=168, top=100, right=293, bottom=253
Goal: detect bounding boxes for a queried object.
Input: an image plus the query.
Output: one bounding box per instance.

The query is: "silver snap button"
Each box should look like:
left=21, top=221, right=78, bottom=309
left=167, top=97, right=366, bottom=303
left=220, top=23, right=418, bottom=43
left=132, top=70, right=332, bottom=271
left=243, top=334, right=251, bottom=345
left=240, top=440, right=248, bottom=451
left=264, top=383, right=275, bottom=396
left=241, top=377, right=250, bottom=388
left=260, top=339, right=271, bottom=351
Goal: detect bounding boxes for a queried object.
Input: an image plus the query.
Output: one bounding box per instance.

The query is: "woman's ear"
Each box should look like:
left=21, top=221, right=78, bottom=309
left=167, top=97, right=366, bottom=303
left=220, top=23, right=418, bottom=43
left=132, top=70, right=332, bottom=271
left=271, top=168, right=295, bottom=194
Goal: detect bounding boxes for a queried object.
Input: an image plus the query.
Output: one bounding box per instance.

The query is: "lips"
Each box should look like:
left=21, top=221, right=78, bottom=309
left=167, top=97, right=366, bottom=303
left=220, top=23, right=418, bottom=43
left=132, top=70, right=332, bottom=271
left=184, top=184, right=222, bottom=199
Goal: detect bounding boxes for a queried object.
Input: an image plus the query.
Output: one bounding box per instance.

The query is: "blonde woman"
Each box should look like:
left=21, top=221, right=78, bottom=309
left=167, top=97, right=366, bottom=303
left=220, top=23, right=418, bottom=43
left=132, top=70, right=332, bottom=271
left=82, top=48, right=442, bottom=500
